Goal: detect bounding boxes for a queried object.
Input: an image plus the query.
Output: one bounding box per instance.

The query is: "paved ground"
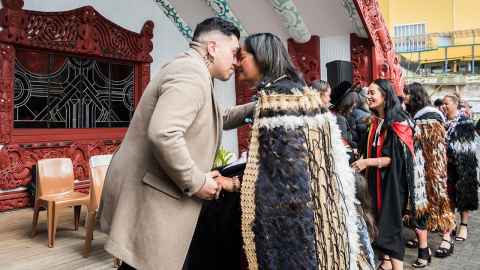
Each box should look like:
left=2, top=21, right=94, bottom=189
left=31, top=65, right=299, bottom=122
left=402, top=209, right=480, bottom=270
left=1, top=204, right=478, bottom=269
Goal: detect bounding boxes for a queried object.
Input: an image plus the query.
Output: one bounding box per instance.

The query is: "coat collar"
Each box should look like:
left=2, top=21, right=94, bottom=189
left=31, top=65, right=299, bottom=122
left=184, top=47, right=222, bottom=152
left=184, top=48, right=214, bottom=89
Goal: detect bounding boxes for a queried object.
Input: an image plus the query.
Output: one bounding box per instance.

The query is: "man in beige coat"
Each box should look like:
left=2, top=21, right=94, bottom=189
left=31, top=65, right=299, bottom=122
left=99, top=18, right=254, bottom=270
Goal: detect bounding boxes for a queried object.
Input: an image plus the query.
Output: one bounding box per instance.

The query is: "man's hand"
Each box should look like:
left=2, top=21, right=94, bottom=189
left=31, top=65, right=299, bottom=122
left=193, top=171, right=221, bottom=200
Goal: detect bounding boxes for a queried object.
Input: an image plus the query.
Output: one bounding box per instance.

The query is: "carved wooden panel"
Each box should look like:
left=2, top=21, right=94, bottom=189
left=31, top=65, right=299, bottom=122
left=351, top=33, right=372, bottom=87
left=0, top=0, right=153, bottom=211
left=0, top=141, right=120, bottom=211
left=235, top=74, right=255, bottom=154
left=0, top=1, right=154, bottom=62
left=0, top=43, right=15, bottom=144
left=287, top=36, right=320, bottom=85
left=0, top=190, right=30, bottom=211
left=352, top=0, right=404, bottom=94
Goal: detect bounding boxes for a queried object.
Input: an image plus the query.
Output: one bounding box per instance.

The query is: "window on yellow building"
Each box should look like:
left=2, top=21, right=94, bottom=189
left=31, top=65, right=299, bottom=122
left=394, top=23, right=426, bottom=52
left=437, top=35, right=452, bottom=47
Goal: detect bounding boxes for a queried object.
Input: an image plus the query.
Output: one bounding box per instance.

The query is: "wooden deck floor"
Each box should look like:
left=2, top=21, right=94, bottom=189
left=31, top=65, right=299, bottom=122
left=1, top=205, right=479, bottom=270
left=0, top=207, right=114, bottom=270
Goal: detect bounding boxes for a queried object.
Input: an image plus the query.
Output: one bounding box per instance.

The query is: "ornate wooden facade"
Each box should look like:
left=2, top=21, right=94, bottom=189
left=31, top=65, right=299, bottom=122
left=351, top=0, right=404, bottom=92
left=236, top=0, right=403, bottom=154
left=288, top=35, right=321, bottom=85
left=0, top=0, right=153, bottom=211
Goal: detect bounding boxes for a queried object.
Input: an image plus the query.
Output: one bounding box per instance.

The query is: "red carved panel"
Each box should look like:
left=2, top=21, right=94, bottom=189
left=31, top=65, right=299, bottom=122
left=136, top=63, right=151, bottom=105
left=0, top=43, right=14, bottom=144
left=352, top=0, right=404, bottom=94
left=0, top=1, right=153, bottom=211
left=0, top=190, right=30, bottom=212
left=0, top=141, right=120, bottom=211
left=350, top=33, right=372, bottom=87
left=0, top=141, right=120, bottom=190
left=287, top=36, right=320, bottom=85
left=235, top=75, right=255, bottom=154
left=0, top=1, right=154, bottom=63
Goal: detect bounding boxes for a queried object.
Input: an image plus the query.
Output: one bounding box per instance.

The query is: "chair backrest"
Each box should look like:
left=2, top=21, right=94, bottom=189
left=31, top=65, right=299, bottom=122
left=36, top=158, right=75, bottom=197
left=88, top=154, right=113, bottom=210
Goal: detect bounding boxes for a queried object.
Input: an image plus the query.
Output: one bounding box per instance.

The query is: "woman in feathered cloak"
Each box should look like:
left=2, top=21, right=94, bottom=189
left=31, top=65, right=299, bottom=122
left=435, top=94, right=479, bottom=257
left=234, top=33, right=373, bottom=270
left=404, top=82, right=454, bottom=267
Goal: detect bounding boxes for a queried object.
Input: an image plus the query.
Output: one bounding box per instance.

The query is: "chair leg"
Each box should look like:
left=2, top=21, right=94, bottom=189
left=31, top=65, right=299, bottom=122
left=31, top=200, right=41, bottom=237
left=47, top=201, right=57, bottom=248
left=83, top=210, right=96, bottom=258
left=74, top=205, right=82, bottom=231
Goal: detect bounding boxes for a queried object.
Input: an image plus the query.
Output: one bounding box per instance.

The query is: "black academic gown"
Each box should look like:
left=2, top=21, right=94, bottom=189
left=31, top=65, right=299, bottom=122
left=184, top=191, right=243, bottom=270
left=366, top=119, right=413, bottom=261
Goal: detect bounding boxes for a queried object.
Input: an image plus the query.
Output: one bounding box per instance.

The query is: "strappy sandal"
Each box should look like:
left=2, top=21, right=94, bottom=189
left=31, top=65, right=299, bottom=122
left=377, top=256, right=392, bottom=270
left=434, top=238, right=454, bottom=258
left=412, top=247, right=431, bottom=268
left=406, top=238, right=419, bottom=248
left=455, top=223, right=468, bottom=242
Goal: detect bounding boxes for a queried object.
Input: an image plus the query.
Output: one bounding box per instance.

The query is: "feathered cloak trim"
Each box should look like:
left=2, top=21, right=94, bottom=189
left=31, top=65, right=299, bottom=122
left=413, top=115, right=454, bottom=232
left=446, top=116, right=479, bottom=211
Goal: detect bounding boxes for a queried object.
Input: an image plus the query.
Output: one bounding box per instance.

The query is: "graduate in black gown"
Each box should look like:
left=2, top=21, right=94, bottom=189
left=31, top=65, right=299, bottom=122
left=352, top=79, right=414, bottom=270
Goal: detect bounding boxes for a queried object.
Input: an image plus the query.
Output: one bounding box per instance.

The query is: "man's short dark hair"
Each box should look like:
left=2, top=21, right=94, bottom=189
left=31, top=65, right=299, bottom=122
left=192, top=17, right=240, bottom=41
left=434, top=98, right=443, bottom=107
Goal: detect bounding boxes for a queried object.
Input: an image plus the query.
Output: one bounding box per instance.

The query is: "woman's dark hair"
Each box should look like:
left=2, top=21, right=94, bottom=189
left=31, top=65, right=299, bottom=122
left=371, top=79, right=409, bottom=130
left=244, top=33, right=303, bottom=85
left=397, top=95, right=405, bottom=105
left=333, top=91, right=358, bottom=116
left=354, top=173, right=377, bottom=239
left=311, top=80, right=330, bottom=94
left=193, top=17, right=240, bottom=41
left=405, top=82, right=431, bottom=115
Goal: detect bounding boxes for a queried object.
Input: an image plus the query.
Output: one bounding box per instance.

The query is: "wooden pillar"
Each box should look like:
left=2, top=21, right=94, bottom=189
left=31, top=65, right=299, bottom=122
left=287, top=35, right=320, bottom=85
left=234, top=75, right=255, bottom=154
left=351, top=33, right=373, bottom=87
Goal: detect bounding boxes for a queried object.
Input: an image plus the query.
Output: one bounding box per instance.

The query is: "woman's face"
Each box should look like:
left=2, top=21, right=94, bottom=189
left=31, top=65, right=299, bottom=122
left=367, top=83, right=385, bottom=111
left=236, top=47, right=262, bottom=83
left=442, top=97, right=458, bottom=119
left=404, top=92, right=411, bottom=105
left=320, top=87, right=331, bottom=106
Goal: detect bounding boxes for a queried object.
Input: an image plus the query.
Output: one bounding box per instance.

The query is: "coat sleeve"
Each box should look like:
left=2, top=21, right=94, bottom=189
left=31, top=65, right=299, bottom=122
left=147, top=64, right=210, bottom=196
left=222, top=102, right=256, bottom=130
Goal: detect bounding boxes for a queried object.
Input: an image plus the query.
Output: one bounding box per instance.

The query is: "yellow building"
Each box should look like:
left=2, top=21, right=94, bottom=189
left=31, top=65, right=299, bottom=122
left=379, top=0, right=480, bottom=75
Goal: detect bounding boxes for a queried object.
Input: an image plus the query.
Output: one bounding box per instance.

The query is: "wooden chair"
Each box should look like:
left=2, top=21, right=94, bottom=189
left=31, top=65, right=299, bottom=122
left=83, top=154, right=112, bottom=257
left=31, top=158, right=90, bottom=247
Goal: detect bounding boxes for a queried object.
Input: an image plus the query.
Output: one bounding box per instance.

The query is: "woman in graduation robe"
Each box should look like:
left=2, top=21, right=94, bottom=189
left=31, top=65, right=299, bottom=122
left=352, top=79, right=414, bottom=270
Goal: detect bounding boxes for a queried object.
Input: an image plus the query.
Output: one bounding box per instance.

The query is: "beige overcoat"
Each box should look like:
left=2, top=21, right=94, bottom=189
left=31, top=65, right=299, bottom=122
left=99, top=48, right=254, bottom=270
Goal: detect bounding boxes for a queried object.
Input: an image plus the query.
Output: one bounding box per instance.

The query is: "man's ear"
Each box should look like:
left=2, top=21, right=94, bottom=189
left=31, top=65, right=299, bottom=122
left=206, top=41, right=216, bottom=57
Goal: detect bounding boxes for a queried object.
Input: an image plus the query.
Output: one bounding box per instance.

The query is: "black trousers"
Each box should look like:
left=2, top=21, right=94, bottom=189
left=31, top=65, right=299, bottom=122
left=118, top=263, right=136, bottom=270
